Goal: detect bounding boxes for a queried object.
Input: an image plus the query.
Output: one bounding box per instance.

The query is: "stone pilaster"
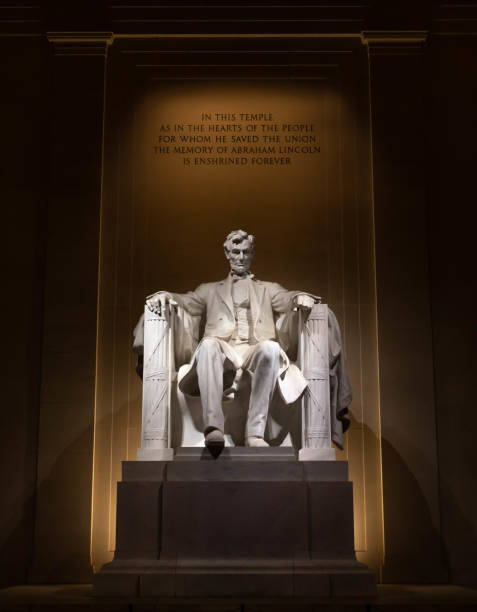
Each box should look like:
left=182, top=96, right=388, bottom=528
left=362, top=29, right=448, bottom=583
left=29, top=31, right=112, bottom=583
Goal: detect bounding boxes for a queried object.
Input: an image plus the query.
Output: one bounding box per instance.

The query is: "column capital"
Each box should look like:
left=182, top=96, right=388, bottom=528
left=360, top=30, right=428, bottom=56
left=47, top=31, right=114, bottom=56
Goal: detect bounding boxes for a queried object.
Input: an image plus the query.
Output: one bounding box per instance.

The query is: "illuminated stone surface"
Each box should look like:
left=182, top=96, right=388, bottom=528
left=94, top=451, right=375, bottom=598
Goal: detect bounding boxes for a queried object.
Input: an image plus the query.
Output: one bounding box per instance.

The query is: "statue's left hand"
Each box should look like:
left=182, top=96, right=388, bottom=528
left=294, top=294, right=315, bottom=310
left=146, top=291, right=177, bottom=316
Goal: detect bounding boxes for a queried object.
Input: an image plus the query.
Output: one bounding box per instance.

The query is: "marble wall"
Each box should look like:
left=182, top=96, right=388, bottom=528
left=0, top=37, right=48, bottom=589
left=426, top=36, right=477, bottom=588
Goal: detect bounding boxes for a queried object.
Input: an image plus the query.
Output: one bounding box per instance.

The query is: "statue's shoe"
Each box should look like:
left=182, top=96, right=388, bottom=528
left=222, top=387, right=236, bottom=402
left=245, top=436, right=270, bottom=447
left=204, top=429, right=225, bottom=449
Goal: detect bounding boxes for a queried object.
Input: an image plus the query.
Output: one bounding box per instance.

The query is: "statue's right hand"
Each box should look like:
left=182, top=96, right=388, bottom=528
left=146, top=291, right=177, bottom=316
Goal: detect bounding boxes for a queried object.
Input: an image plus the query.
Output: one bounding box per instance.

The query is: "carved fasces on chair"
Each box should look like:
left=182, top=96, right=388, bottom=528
left=299, top=304, right=334, bottom=460
left=137, top=304, right=174, bottom=460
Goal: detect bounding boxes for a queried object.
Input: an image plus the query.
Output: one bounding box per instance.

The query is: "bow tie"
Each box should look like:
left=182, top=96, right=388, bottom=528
left=230, top=272, right=255, bottom=282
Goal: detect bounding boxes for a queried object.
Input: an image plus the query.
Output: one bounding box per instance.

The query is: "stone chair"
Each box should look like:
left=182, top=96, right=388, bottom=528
left=136, top=302, right=336, bottom=461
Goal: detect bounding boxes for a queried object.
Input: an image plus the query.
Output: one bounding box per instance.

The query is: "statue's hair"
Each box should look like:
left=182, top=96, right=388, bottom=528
left=223, top=229, right=255, bottom=254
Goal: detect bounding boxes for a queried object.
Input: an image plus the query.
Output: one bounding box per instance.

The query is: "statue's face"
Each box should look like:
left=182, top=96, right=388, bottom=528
left=226, top=239, right=254, bottom=276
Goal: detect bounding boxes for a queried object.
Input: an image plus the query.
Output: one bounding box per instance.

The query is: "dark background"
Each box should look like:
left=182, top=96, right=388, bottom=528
left=1, top=0, right=476, bottom=590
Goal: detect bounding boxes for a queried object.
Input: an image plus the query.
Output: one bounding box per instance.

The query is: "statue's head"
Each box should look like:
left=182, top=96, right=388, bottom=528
left=223, top=229, right=255, bottom=277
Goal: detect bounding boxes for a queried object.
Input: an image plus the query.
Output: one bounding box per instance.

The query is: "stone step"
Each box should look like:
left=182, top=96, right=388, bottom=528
left=174, top=446, right=297, bottom=461
left=122, top=459, right=348, bottom=482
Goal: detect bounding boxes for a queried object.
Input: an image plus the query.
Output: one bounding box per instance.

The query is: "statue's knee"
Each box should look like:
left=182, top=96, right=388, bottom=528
left=257, top=340, right=280, bottom=362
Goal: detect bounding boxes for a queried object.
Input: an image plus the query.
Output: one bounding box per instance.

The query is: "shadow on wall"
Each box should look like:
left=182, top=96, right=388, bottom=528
left=380, top=437, right=450, bottom=584
left=0, top=424, right=95, bottom=586
left=0, top=484, right=36, bottom=588
left=439, top=475, right=477, bottom=589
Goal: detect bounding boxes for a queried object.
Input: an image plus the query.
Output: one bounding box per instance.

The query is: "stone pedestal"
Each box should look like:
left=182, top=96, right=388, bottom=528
left=94, top=448, right=375, bottom=598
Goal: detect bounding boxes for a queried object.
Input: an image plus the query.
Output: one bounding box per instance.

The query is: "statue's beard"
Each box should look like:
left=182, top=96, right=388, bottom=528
left=230, top=263, right=250, bottom=277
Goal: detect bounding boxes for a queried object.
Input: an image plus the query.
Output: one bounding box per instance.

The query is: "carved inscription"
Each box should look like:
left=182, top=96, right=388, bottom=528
left=153, top=112, right=321, bottom=166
